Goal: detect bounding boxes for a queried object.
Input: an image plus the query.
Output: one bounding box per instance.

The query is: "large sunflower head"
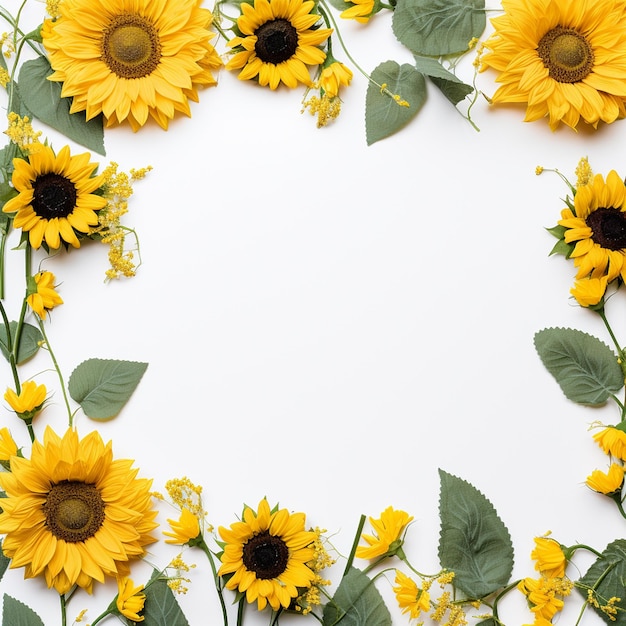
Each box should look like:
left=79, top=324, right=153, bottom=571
left=480, top=0, right=626, bottom=130
left=2, top=145, right=106, bottom=250
left=226, top=0, right=333, bottom=90
left=557, top=170, right=626, bottom=282
left=42, top=0, right=222, bottom=131
left=0, top=427, right=158, bottom=594
left=218, top=498, right=318, bottom=611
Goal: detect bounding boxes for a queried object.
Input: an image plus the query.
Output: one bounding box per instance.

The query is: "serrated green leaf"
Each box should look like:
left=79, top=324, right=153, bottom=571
left=143, top=569, right=190, bottom=626
left=68, top=358, right=148, bottom=419
left=366, top=61, right=426, bottom=145
left=578, top=540, right=626, bottom=625
left=18, top=57, right=105, bottom=155
left=392, top=0, right=486, bottom=56
left=438, top=469, right=514, bottom=599
left=0, top=540, right=9, bottom=583
left=2, top=595, right=45, bottom=626
left=0, top=322, right=42, bottom=364
left=534, top=328, right=624, bottom=406
left=322, top=567, right=391, bottom=626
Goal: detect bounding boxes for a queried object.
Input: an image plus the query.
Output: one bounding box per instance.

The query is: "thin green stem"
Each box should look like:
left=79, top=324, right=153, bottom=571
left=196, top=537, right=229, bottom=626
left=343, top=514, right=366, bottom=577
left=36, top=319, right=75, bottom=426
left=236, top=597, right=245, bottom=626
left=0, top=299, right=19, bottom=389
left=60, top=594, right=67, bottom=626
left=491, top=579, right=522, bottom=624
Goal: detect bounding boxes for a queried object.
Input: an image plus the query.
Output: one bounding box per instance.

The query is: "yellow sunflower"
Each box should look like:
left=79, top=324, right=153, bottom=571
left=481, top=0, right=626, bottom=130
left=218, top=498, right=317, bottom=610
left=558, top=170, right=626, bottom=281
left=355, top=506, right=413, bottom=559
left=0, top=427, right=158, bottom=594
left=42, top=0, right=222, bottom=131
left=226, top=0, right=332, bottom=90
left=26, top=271, right=63, bottom=319
left=3, top=145, right=106, bottom=250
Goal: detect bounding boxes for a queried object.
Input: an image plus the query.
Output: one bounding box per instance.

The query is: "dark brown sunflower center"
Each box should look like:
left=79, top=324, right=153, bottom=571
left=254, top=19, right=299, bottom=64
left=32, top=173, right=77, bottom=219
left=537, top=26, right=594, bottom=83
left=101, top=14, right=162, bottom=79
left=43, top=481, right=105, bottom=543
left=242, top=531, right=289, bottom=579
left=587, top=207, right=626, bottom=250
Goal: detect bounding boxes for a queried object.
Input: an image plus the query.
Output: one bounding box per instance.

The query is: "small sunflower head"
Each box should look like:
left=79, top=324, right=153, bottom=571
left=164, top=507, right=203, bottom=546
left=586, top=463, right=626, bottom=496
left=115, top=577, right=146, bottom=622
left=355, top=506, right=414, bottom=560
left=26, top=271, right=64, bottom=319
left=4, top=381, right=47, bottom=421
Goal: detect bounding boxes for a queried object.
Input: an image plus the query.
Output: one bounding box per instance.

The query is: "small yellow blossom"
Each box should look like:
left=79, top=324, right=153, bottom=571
left=116, top=577, right=146, bottom=622
left=535, top=166, right=544, bottom=175
left=586, top=463, right=625, bottom=494
left=340, top=0, right=375, bottom=22
left=356, top=506, right=413, bottom=559
left=0, top=68, right=9, bottom=87
left=570, top=275, right=608, bottom=308
left=45, top=0, right=61, bottom=18
left=74, top=609, right=88, bottom=623
left=575, top=157, right=593, bottom=187
left=4, top=381, right=47, bottom=420
left=5, top=113, right=42, bottom=154
left=294, top=527, right=334, bottom=614
left=165, top=477, right=205, bottom=517
left=393, top=570, right=431, bottom=619
left=164, top=507, right=201, bottom=545
left=26, top=271, right=63, bottom=319
left=531, top=536, right=567, bottom=578
left=593, top=426, right=626, bottom=461
left=302, top=94, right=342, bottom=127
left=518, top=576, right=573, bottom=622
left=0, top=426, right=18, bottom=462
left=319, top=61, right=353, bottom=98
left=166, top=555, right=195, bottom=595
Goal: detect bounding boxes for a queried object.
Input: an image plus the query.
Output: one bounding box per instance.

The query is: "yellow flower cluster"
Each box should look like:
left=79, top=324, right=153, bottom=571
left=5, top=113, right=42, bottom=154
left=92, top=162, right=151, bottom=279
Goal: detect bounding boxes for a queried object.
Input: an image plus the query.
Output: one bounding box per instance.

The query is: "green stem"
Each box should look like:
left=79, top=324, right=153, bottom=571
left=343, top=514, right=366, bottom=576
left=197, top=537, right=229, bottom=626
left=574, top=562, right=617, bottom=626
left=60, top=594, right=67, bottom=626
left=0, top=299, right=19, bottom=389
left=36, top=319, right=75, bottom=426
left=236, top=597, right=245, bottom=626
left=491, top=579, right=522, bottom=624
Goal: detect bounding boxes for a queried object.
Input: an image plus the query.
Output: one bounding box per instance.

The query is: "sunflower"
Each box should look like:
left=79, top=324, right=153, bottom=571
left=531, top=537, right=567, bottom=578
left=480, top=0, right=626, bottom=130
left=218, top=498, right=317, bottom=611
left=226, top=0, right=332, bottom=90
left=393, top=570, right=430, bottom=620
left=26, top=271, right=63, bottom=319
left=3, top=145, right=106, bottom=250
left=41, top=0, right=222, bottom=131
left=115, top=577, right=146, bottom=621
left=0, top=427, right=158, bottom=594
left=4, top=381, right=47, bottom=420
left=355, top=506, right=413, bottom=559
left=558, top=170, right=626, bottom=282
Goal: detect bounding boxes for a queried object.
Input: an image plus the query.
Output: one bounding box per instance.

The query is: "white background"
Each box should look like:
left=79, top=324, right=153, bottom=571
left=1, top=0, right=625, bottom=624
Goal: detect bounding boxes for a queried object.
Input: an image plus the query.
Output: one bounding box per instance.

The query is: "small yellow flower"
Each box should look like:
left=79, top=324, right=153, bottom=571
left=393, top=570, right=430, bottom=619
left=4, top=381, right=47, bottom=420
left=531, top=536, right=567, bottom=578
left=340, top=0, right=375, bottom=23
left=518, top=576, right=573, bottom=621
left=164, top=507, right=201, bottom=545
left=570, top=275, right=608, bottom=308
left=26, top=271, right=63, bottom=319
left=319, top=61, right=353, bottom=98
left=586, top=463, right=625, bottom=494
left=116, top=577, right=146, bottom=622
left=0, top=427, right=18, bottom=462
left=356, top=506, right=413, bottom=559
left=593, top=426, right=626, bottom=461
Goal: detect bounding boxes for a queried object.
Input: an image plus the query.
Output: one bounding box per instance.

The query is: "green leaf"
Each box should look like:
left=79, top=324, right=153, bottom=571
left=68, top=358, right=148, bottom=419
left=0, top=540, right=9, bottom=583
left=2, top=595, right=45, bottom=626
left=534, top=328, right=624, bottom=406
left=18, top=57, right=105, bottom=155
left=0, top=322, right=42, bottom=365
left=142, top=569, right=190, bottom=626
left=392, top=0, right=486, bottom=56
left=578, top=540, right=626, bottom=625
left=365, top=61, right=426, bottom=145
left=322, top=567, right=392, bottom=626
left=438, top=469, right=514, bottom=599
left=412, top=56, right=473, bottom=105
